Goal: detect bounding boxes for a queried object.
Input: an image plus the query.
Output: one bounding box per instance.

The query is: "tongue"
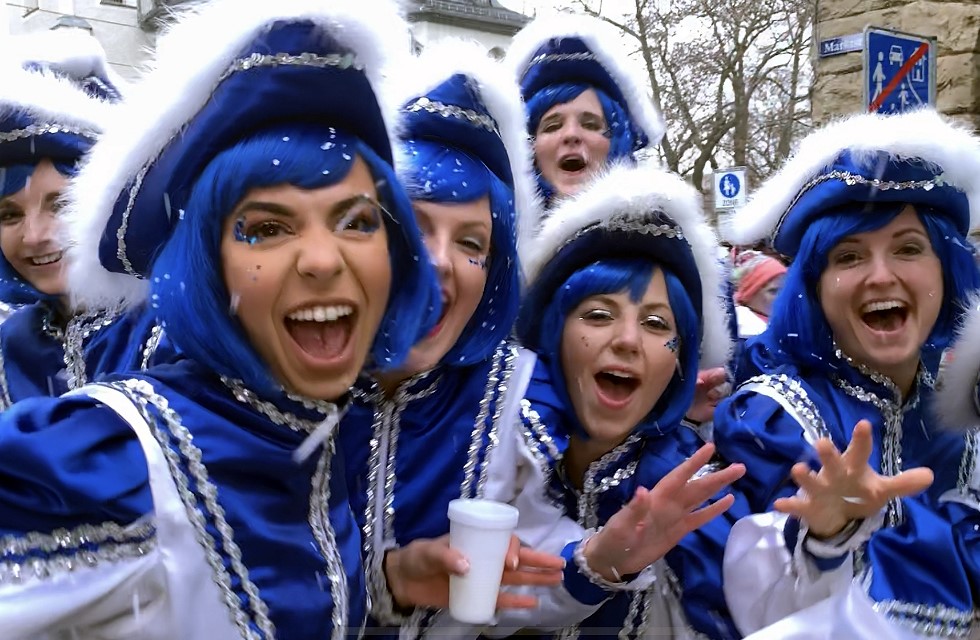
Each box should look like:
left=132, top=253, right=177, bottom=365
left=288, top=319, right=350, bottom=360
left=595, top=375, right=634, bottom=402
left=864, top=309, right=904, bottom=332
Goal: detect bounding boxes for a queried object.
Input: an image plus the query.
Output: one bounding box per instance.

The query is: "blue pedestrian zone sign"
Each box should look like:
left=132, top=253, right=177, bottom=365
left=864, top=27, right=936, bottom=114
left=713, top=167, right=747, bottom=211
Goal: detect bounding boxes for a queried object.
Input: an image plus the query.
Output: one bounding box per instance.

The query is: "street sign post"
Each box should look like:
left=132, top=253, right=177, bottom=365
left=864, top=27, right=936, bottom=114
left=713, top=167, right=748, bottom=212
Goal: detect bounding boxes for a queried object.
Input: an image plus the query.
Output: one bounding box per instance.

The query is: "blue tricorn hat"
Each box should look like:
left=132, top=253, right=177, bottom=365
left=725, top=109, right=980, bottom=258
left=505, top=13, right=664, bottom=152
left=0, top=32, right=117, bottom=306
left=0, top=29, right=117, bottom=172
left=63, top=0, right=412, bottom=311
left=517, top=160, right=732, bottom=370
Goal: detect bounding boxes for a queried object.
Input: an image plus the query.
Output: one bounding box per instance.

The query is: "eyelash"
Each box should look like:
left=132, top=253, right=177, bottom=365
left=579, top=309, right=672, bottom=331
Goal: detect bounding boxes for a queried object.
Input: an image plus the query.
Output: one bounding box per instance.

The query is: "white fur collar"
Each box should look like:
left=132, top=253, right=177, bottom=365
left=934, top=295, right=980, bottom=431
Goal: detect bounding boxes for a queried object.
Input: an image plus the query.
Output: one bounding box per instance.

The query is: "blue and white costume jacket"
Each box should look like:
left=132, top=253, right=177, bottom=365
left=0, top=302, right=170, bottom=409
left=509, top=358, right=747, bottom=640
left=714, top=341, right=980, bottom=639
left=0, top=357, right=366, bottom=639
left=341, top=339, right=533, bottom=637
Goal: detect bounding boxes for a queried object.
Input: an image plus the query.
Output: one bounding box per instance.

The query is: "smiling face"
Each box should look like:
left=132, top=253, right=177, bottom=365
left=220, top=155, right=392, bottom=400
left=818, top=206, right=942, bottom=390
left=397, top=197, right=491, bottom=375
left=533, top=88, right=611, bottom=198
left=560, top=269, right=678, bottom=449
left=0, top=159, right=68, bottom=296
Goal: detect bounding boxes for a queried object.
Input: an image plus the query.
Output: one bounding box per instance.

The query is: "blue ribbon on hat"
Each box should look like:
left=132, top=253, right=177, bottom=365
left=773, top=150, right=970, bottom=257
left=401, top=73, right=513, bottom=189
left=99, top=19, right=394, bottom=279
left=519, top=36, right=648, bottom=152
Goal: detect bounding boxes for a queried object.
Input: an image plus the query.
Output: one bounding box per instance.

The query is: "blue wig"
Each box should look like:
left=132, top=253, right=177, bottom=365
left=525, top=82, right=635, bottom=203
left=766, top=203, right=980, bottom=374
left=0, top=159, right=77, bottom=306
left=150, top=124, right=438, bottom=394
left=402, top=138, right=520, bottom=366
left=529, top=258, right=699, bottom=438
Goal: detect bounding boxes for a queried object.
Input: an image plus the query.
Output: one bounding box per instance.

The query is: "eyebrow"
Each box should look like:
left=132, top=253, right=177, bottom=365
left=233, top=193, right=376, bottom=220
left=836, top=226, right=928, bottom=245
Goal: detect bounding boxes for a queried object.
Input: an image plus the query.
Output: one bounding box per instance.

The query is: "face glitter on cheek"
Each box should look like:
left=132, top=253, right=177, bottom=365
left=664, top=336, right=679, bottom=353
left=467, top=257, right=487, bottom=270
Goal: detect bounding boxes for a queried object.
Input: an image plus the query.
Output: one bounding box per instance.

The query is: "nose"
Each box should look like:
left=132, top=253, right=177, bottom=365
left=295, top=228, right=345, bottom=282
left=560, top=120, right=583, bottom=144
left=610, top=316, right=641, bottom=356
left=424, top=232, right=452, bottom=281
left=21, top=209, right=56, bottom=248
left=865, top=252, right=898, bottom=286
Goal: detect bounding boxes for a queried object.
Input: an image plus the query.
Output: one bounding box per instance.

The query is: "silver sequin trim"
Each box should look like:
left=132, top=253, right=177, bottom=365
left=63, top=308, right=118, bottom=390
left=476, top=345, right=519, bottom=497
left=359, top=369, right=439, bottom=626
left=773, top=170, right=956, bottom=243
left=741, top=373, right=831, bottom=443
left=116, top=166, right=147, bottom=278
left=0, top=520, right=155, bottom=584
left=308, top=428, right=350, bottom=640
left=140, top=323, right=165, bottom=370
left=872, top=599, right=977, bottom=638
left=219, top=51, right=362, bottom=83
left=461, top=344, right=509, bottom=499
left=519, top=398, right=562, bottom=478
left=528, top=52, right=597, bottom=66
left=959, top=429, right=980, bottom=495
left=0, top=122, right=98, bottom=143
left=107, top=379, right=275, bottom=639
left=404, top=96, right=498, bottom=133
left=579, top=435, right=641, bottom=531
left=220, top=376, right=339, bottom=433
left=0, top=326, right=12, bottom=411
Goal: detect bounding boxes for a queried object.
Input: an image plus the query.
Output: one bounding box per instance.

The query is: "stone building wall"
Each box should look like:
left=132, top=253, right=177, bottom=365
left=813, top=0, right=979, bottom=131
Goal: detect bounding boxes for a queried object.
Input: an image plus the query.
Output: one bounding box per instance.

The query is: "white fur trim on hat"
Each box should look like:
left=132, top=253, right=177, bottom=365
left=505, top=13, right=664, bottom=149
left=0, top=66, right=112, bottom=143
left=0, top=29, right=126, bottom=97
left=522, top=159, right=732, bottom=368
left=63, top=0, right=410, bottom=312
left=934, top=295, right=980, bottom=431
left=723, top=109, right=980, bottom=247
left=386, top=38, right=541, bottom=262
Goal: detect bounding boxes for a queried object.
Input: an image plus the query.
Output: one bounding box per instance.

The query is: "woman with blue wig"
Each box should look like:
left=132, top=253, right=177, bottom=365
left=715, top=109, right=980, bottom=638
left=504, top=14, right=664, bottom=206
left=0, top=1, right=450, bottom=636
left=336, top=40, right=566, bottom=636
left=498, top=159, right=749, bottom=638
left=0, top=34, right=149, bottom=406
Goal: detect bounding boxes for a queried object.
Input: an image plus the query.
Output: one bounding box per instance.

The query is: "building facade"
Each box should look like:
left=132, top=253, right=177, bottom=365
left=4, top=0, right=529, bottom=81
left=813, top=0, right=979, bottom=131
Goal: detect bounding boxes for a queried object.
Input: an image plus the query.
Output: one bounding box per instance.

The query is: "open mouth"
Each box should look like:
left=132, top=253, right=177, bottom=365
left=284, top=304, right=355, bottom=362
left=860, top=300, right=909, bottom=333
left=29, top=251, right=63, bottom=266
left=594, top=370, right=640, bottom=406
left=427, top=293, right=451, bottom=339
left=558, top=154, right=587, bottom=173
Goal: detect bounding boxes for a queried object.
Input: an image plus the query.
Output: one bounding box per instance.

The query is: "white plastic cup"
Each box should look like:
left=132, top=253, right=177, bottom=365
left=447, top=498, right=520, bottom=624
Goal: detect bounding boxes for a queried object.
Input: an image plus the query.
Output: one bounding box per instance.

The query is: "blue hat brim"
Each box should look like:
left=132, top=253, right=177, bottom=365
left=773, top=151, right=970, bottom=256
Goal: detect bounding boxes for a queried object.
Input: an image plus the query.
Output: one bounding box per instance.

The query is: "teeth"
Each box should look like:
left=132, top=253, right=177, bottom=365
left=604, top=371, right=634, bottom=380
left=31, top=251, right=62, bottom=266
left=862, top=300, right=905, bottom=313
left=287, top=305, right=353, bottom=322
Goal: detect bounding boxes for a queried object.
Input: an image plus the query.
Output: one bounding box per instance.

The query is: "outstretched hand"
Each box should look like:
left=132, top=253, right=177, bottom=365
left=384, top=534, right=564, bottom=610
left=686, top=368, right=730, bottom=424
left=774, top=419, right=934, bottom=538
left=584, top=443, right=745, bottom=581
